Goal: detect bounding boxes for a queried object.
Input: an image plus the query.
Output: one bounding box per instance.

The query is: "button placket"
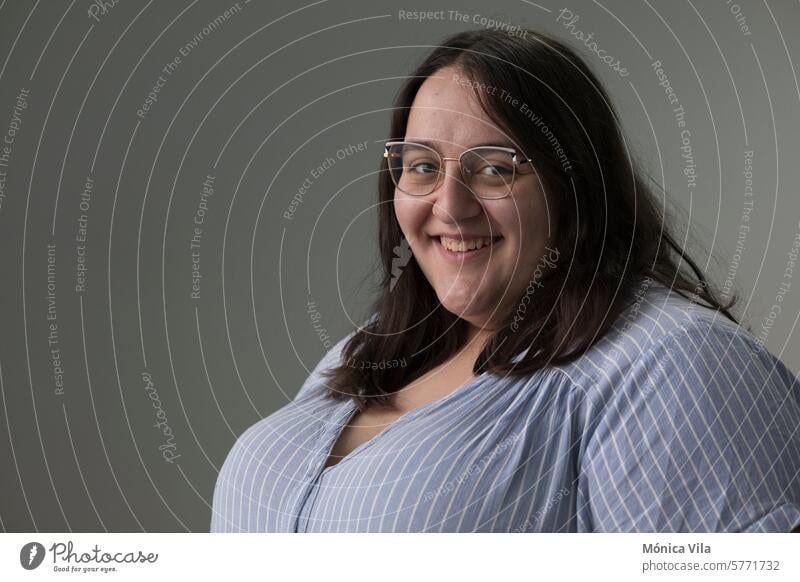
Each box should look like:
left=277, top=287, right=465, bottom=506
left=292, top=403, right=351, bottom=532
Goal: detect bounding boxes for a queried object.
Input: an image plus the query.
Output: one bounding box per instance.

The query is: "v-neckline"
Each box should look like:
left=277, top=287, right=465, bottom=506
left=318, top=371, right=489, bottom=476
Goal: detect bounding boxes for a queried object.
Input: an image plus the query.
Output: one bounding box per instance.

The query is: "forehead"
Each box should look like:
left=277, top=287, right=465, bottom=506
left=405, top=67, right=512, bottom=151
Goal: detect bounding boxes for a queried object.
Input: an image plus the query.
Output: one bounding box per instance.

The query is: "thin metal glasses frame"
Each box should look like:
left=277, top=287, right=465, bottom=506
left=383, top=140, right=534, bottom=199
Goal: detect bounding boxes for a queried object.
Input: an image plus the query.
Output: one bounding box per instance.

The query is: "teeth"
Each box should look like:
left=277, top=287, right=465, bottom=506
left=440, top=236, right=497, bottom=252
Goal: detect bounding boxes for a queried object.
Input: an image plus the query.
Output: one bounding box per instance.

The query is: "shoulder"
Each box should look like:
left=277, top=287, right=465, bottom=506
left=293, top=317, right=372, bottom=401
left=562, top=281, right=772, bottom=394
left=572, top=285, right=800, bottom=531
left=583, top=281, right=800, bottom=436
left=564, top=280, right=800, bottom=446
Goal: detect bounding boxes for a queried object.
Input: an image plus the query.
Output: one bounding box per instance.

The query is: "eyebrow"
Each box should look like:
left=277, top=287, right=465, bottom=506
left=402, top=138, right=518, bottom=150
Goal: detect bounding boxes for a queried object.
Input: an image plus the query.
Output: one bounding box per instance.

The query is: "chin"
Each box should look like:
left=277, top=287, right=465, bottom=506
left=437, top=286, right=493, bottom=320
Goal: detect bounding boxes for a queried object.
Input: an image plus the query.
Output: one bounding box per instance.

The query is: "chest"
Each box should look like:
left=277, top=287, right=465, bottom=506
left=295, top=397, right=579, bottom=532
left=324, top=355, right=480, bottom=468
left=215, top=368, right=586, bottom=532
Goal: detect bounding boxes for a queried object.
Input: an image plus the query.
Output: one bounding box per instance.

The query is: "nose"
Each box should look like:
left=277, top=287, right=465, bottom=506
left=431, top=159, right=483, bottom=223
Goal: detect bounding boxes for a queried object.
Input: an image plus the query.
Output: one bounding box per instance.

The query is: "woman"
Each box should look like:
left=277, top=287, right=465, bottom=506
left=211, top=28, right=800, bottom=532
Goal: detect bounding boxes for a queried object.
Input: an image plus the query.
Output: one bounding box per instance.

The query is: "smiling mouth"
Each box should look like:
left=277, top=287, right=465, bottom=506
left=436, top=235, right=503, bottom=253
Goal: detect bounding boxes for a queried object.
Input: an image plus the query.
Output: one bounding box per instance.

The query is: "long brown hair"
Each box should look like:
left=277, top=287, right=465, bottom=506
left=320, top=28, right=740, bottom=410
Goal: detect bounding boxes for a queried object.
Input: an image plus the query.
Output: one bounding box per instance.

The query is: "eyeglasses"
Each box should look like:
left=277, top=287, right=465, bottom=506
left=383, top=141, right=534, bottom=200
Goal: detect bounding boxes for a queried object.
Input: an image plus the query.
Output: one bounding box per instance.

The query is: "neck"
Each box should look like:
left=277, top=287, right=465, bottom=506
left=463, top=322, right=495, bottom=352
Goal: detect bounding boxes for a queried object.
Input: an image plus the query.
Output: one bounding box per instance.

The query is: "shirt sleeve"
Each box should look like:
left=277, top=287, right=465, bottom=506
left=579, top=318, right=800, bottom=532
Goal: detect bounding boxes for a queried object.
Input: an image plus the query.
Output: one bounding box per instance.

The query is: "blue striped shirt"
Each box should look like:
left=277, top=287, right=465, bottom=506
left=210, top=283, right=800, bottom=532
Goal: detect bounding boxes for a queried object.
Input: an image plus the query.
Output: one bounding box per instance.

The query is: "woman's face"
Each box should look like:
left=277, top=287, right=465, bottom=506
left=393, top=65, right=554, bottom=332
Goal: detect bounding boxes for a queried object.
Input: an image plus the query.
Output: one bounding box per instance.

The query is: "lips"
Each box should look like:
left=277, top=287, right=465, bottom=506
left=438, top=235, right=502, bottom=252
left=433, top=234, right=504, bottom=263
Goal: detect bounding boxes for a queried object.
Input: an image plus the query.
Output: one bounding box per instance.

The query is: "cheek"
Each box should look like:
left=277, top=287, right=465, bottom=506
left=501, top=191, right=549, bottom=242
left=492, top=199, right=550, bottom=270
left=488, top=201, right=528, bottom=245
left=393, top=195, right=430, bottom=242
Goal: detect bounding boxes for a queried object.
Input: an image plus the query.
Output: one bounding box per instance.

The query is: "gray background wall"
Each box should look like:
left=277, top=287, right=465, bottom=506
left=0, top=0, right=798, bottom=532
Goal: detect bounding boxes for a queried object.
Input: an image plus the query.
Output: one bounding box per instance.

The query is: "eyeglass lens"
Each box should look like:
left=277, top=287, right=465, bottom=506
left=386, top=143, right=515, bottom=199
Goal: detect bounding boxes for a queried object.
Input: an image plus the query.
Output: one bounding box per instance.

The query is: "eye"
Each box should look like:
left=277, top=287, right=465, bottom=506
left=408, top=161, right=439, bottom=174
left=475, top=164, right=513, bottom=176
